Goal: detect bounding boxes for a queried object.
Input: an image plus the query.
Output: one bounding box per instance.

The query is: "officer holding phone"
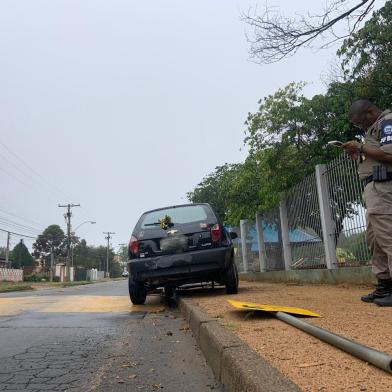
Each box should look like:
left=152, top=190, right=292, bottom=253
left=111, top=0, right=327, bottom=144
left=343, top=100, right=392, bottom=306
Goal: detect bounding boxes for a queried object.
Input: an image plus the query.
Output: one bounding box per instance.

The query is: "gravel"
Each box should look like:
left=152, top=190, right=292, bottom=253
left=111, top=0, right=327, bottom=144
left=185, top=281, right=392, bottom=392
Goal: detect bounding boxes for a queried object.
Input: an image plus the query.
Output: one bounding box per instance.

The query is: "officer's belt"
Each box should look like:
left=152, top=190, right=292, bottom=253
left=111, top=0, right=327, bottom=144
left=363, top=173, right=392, bottom=186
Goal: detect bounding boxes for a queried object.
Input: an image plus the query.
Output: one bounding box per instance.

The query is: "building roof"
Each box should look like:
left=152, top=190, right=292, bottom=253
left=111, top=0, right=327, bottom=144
left=226, top=223, right=321, bottom=252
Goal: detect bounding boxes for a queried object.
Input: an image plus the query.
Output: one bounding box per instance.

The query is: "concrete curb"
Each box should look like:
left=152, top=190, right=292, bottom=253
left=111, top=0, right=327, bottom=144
left=178, top=297, right=301, bottom=392
left=239, top=266, right=375, bottom=285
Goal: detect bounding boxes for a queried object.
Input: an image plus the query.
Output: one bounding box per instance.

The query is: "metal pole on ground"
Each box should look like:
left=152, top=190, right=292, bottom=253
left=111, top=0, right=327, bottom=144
left=275, top=311, right=392, bottom=374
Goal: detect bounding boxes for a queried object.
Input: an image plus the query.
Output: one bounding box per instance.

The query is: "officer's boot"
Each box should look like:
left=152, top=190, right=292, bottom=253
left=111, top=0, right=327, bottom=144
left=360, top=278, right=392, bottom=303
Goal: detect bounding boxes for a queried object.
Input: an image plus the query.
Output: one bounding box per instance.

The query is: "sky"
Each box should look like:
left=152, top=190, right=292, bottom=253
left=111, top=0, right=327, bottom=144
left=0, top=0, right=362, bottom=251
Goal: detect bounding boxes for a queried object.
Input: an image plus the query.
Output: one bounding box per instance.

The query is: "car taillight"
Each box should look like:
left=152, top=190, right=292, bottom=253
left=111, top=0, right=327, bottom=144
left=210, top=224, right=222, bottom=243
left=129, top=235, right=139, bottom=255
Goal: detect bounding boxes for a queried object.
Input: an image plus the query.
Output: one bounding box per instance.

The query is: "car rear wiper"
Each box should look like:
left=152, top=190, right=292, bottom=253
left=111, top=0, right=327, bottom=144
left=144, top=222, right=161, bottom=226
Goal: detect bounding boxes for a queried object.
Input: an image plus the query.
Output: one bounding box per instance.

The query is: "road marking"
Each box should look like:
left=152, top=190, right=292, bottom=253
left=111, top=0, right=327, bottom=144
left=0, top=295, right=165, bottom=315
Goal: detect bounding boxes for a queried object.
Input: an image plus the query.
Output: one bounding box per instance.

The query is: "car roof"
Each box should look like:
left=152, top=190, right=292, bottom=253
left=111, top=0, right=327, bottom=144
left=142, top=203, right=211, bottom=215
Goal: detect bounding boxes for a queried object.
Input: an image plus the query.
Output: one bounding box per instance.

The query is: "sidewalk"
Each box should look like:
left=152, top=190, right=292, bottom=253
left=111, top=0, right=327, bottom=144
left=185, top=281, right=392, bottom=392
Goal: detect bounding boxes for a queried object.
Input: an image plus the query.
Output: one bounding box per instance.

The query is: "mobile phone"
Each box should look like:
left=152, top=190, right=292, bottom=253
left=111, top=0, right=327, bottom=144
left=327, top=140, right=343, bottom=147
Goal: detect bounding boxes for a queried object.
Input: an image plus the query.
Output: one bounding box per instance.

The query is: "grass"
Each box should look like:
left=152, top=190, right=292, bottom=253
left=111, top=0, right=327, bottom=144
left=0, top=282, right=34, bottom=293
left=32, top=280, right=94, bottom=289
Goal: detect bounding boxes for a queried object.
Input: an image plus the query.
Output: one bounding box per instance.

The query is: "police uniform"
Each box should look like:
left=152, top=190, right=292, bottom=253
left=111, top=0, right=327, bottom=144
left=358, top=110, right=392, bottom=290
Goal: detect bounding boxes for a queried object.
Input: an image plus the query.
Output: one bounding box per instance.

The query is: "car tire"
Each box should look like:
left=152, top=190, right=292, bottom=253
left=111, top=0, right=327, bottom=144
left=164, top=287, right=174, bottom=298
left=128, top=278, right=147, bottom=305
left=225, top=261, right=239, bottom=294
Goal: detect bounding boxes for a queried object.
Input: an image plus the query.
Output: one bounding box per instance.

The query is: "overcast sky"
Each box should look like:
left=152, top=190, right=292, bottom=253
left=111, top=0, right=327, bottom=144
left=0, top=0, right=355, bottom=251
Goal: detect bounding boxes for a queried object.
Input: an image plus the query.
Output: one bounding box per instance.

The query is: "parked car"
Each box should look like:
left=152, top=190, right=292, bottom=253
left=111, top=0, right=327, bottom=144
left=121, top=270, right=129, bottom=277
left=127, top=203, right=238, bottom=304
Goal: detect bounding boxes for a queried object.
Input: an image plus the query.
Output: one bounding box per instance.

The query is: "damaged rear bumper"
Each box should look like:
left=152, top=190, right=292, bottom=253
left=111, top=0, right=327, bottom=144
left=128, top=247, right=232, bottom=287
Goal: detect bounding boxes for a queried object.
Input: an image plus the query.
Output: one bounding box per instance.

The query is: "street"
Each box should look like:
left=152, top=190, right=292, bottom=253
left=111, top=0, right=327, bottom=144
left=0, top=280, right=221, bottom=392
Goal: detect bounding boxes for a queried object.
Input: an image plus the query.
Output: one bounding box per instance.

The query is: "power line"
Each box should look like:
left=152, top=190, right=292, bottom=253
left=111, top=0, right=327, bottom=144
left=0, top=227, right=36, bottom=239
left=0, top=140, right=72, bottom=200
left=0, top=216, right=42, bottom=233
left=103, top=232, right=115, bottom=276
left=0, top=207, right=44, bottom=227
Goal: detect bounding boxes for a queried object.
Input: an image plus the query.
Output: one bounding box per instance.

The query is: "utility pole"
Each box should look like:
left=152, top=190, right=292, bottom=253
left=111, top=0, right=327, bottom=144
left=5, top=231, right=10, bottom=267
left=103, top=232, right=115, bottom=278
left=58, top=203, right=80, bottom=281
left=50, top=246, right=54, bottom=282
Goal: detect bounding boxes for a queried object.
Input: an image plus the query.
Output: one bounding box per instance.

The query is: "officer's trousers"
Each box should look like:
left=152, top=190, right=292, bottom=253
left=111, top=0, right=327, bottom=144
left=366, top=214, right=392, bottom=279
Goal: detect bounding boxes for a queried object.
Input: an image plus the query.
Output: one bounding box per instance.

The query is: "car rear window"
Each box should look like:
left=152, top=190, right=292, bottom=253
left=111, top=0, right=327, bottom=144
left=141, top=205, right=209, bottom=228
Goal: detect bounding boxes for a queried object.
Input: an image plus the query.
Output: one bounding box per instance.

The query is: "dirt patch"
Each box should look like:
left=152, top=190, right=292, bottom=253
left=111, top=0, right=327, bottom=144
left=184, top=281, right=392, bottom=392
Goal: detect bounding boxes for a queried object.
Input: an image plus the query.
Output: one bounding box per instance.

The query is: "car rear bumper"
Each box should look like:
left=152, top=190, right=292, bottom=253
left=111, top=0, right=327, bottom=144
left=128, top=247, right=232, bottom=286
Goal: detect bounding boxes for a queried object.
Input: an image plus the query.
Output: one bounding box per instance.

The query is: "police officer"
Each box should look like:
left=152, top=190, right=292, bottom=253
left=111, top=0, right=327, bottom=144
left=343, top=100, right=392, bottom=306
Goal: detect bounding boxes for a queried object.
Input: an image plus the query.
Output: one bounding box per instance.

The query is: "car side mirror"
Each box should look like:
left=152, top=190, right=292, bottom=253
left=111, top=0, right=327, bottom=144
left=229, top=232, right=238, bottom=240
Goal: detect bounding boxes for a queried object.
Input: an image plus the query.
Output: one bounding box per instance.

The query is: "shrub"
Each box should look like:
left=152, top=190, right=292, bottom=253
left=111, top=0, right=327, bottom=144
left=24, top=274, right=47, bottom=282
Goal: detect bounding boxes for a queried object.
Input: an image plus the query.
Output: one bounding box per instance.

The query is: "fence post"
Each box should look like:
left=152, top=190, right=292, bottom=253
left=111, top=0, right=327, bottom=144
left=255, top=212, right=267, bottom=272
left=315, top=164, right=338, bottom=269
left=240, top=219, right=249, bottom=273
left=279, top=199, right=292, bottom=270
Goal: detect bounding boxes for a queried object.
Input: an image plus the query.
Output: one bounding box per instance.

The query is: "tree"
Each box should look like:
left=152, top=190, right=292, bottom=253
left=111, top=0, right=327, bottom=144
left=32, top=225, right=67, bottom=267
left=73, top=239, right=95, bottom=268
left=189, top=1, right=392, bottom=238
left=338, top=1, right=392, bottom=108
left=11, top=240, right=34, bottom=268
left=243, top=0, right=378, bottom=63
left=187, top=163, right=243, bottom=223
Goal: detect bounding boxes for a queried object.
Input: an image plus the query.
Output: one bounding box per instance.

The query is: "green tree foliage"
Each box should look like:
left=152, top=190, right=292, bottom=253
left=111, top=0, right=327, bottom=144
left=338, top=1, right=392, bottom=108
left=72, top=243, right=122, bottom=277
left=188, top=2, right=391, bottom=227
left=32, top=225, right=67, bottom=266
left=187, top=163, right=242, bottom=223
left=11, top=240, right=34, bottom=268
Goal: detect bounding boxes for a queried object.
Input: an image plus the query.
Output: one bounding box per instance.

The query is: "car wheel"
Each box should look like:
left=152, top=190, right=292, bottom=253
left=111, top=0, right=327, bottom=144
left=128, top=278, right=147, bottom=305
left=164, top=286, right=174, bottom=298
left=225, top=261, right=239, bottom=294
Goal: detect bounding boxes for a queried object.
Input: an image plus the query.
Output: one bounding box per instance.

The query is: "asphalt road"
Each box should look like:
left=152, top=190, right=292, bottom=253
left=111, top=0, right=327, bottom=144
left=0, top=280, right=221, bottom=392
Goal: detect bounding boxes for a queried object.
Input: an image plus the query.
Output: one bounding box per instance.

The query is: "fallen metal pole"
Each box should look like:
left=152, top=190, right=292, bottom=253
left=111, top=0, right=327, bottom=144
left=275, top=311, right=392, bottom=374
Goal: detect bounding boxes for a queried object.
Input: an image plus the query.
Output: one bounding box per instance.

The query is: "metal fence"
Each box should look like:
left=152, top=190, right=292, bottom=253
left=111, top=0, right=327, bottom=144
left=324, top=154, right=369, bottom=267
left=235, top=153, right=370, bottom=273
left=286, top=173, right=326, bottom=269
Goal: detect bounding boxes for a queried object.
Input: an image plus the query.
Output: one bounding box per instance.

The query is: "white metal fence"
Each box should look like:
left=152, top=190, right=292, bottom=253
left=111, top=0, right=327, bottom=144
left=86, top=269, right=105, bottom=281
left=234, top=153, right=369, bottom=273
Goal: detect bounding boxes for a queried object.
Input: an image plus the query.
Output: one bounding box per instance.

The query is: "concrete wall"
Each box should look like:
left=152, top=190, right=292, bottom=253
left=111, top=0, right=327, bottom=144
left=86, top=269, right=105, bottom=281
left=0, top=268, right=23, bottom=282
left=240, top=266, right=375, bottom=285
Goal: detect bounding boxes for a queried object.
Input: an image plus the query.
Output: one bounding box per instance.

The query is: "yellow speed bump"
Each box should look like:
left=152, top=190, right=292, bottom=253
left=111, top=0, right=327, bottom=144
left=41, top=296, right=165, bottom=313
left=228, top=299, right=321, bottom=318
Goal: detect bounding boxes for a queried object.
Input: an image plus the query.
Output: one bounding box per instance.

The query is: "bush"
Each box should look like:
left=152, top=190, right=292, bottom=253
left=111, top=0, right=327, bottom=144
left=52, top=276, right=60, bottom=282
left=24, top=274, right=47, bottom=282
